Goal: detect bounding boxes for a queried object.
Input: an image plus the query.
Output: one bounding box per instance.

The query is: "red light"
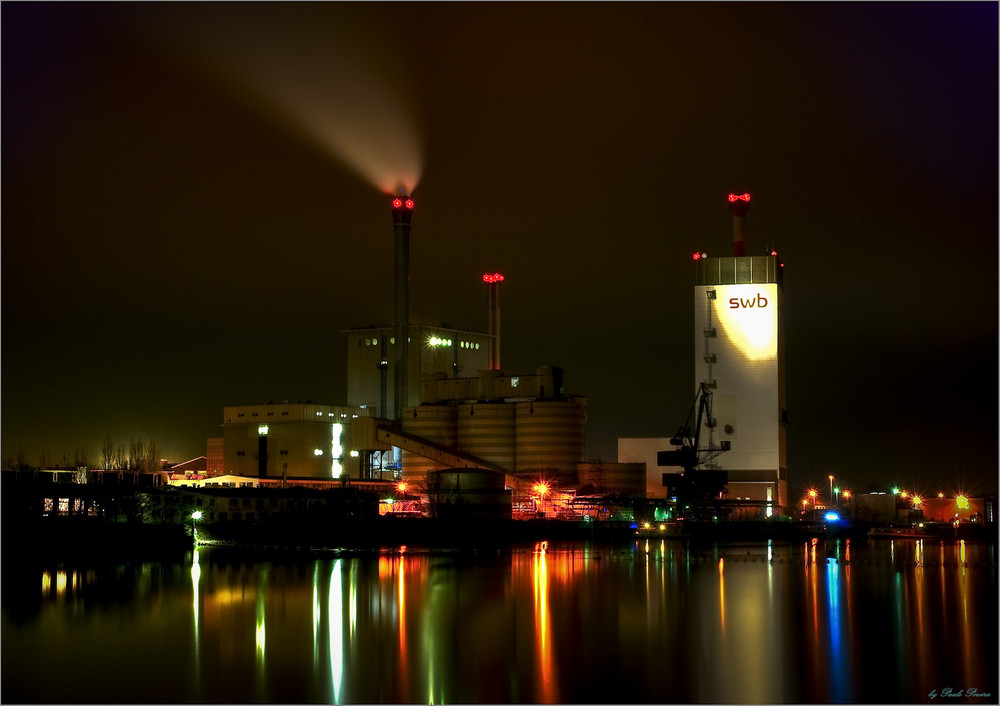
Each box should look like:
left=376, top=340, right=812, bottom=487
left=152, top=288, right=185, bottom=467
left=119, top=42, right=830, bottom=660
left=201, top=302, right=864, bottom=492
left=727, top=193, right=751, bottom=203
left=392, top=198, right=402, bottom=208
left=405, top=199, right=414, bottom=209
left=728, top=194, right=738, bottom=202
left=482, top=273, right=505, bottom=283
left=692, top=252, right=701, bottom=261
left=740, top=193, right=750, bottom=202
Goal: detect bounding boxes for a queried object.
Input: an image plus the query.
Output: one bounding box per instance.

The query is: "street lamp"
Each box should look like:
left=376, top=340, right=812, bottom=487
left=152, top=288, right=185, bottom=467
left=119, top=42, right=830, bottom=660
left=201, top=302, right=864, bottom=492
left=828, top=475, right=834, bottom=505
left=533, top=482, right=549, bottom=515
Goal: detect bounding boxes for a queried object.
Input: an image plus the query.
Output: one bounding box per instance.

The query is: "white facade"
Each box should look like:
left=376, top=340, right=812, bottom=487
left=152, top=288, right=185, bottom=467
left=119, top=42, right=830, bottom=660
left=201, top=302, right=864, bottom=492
left=693, top=256, right=787, bottom=508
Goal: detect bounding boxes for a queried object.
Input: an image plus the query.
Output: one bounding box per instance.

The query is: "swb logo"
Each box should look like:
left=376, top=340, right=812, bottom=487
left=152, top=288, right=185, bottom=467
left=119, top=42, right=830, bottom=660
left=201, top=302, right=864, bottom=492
left=729, top=293, right=768, bottom=309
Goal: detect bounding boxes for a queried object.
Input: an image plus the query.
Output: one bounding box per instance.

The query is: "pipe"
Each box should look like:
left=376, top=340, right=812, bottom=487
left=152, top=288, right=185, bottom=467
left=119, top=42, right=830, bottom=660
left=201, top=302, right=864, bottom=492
left=727, top=192, right=751, bottom=257
left=483, top=273, right=504, bottom=370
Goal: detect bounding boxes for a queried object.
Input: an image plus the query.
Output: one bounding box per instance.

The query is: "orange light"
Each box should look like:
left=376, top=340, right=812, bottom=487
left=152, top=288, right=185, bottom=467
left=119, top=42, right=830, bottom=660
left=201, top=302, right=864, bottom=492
left=842, top=490, right=851, bottom=499
left=938, top=492, right=945, bottom=498
left=396, top=482, right=408, bottom=493
left=808, top=489, right=818, bottom=499
left=533, top=482, right=549, bottom=497
left=900, top=491, right=908, bottom=499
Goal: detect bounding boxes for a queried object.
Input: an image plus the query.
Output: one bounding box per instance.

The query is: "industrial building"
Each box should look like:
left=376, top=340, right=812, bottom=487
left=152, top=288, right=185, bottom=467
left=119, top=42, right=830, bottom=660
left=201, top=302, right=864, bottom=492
left=683, top=193, right=787, bottom=510
left=222, top=402, right=370, bottom=480
left=343, top=324, right=491, bottom=419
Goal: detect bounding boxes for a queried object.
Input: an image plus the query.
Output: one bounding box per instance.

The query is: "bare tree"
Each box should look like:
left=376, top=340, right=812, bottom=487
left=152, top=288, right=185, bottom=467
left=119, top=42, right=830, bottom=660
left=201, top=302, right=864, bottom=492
left=73, top=447, right=90, bottom=468
left=100, top=434, right=117, bottom=471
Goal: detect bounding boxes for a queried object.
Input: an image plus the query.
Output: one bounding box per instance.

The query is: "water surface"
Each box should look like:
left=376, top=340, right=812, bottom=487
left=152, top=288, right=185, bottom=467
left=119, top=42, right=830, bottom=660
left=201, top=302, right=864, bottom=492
left=3, top=538, right=996, bottom=703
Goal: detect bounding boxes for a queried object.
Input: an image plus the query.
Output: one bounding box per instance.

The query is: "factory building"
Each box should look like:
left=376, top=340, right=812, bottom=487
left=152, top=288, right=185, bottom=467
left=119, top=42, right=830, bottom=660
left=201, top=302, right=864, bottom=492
left=688, top=193, right=787, bottom=509
left=343, top=324, right=491, bottom=418
left=348, top=366, right=601, bottom=490
left=222, top=402, right=370, bottom=480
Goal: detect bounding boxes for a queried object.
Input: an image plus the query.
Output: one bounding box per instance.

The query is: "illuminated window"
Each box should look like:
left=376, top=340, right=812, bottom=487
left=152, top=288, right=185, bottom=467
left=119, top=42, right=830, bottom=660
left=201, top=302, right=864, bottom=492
left=314, top=449, right=324, bottom=456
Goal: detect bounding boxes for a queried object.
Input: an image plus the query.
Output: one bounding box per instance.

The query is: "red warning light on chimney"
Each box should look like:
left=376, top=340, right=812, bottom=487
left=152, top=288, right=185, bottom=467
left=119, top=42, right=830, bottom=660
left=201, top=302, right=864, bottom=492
left=482, top=273, right=505, bottom=283
left=392, top=198, right=415, bottom=209
left=728, top=193, right=751, bottom=203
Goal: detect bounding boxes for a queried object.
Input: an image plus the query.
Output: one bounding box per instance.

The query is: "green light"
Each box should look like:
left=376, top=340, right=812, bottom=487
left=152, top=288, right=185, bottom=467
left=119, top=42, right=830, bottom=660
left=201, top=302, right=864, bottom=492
left=892, top=487, right=900, bottom=495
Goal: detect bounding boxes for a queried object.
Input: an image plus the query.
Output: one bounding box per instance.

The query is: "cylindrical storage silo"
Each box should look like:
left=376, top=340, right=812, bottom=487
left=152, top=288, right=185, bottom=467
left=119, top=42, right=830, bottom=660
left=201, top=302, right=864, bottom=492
left=515, top=400, right=585, bottom=485
left=425, top=469, right=512, bottom=520
left=457, top=402, right=516, bottom=471
left=400, top=405, right=458, bottom=481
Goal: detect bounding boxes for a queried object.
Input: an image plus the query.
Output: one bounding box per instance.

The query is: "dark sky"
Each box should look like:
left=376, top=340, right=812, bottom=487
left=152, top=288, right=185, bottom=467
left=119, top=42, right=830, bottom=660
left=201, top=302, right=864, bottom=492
left=3, top=2, right=997, bottom=496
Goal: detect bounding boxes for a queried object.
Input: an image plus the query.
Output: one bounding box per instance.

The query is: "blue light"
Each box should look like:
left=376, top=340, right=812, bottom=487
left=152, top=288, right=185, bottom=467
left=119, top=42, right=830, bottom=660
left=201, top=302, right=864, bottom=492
left=824, top=512, right=840, bottom=522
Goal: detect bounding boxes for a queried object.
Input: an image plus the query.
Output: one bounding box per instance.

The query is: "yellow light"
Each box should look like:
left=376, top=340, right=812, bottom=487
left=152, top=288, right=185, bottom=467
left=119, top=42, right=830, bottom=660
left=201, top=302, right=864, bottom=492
left=533, top=482, right=549, bottom=496
left=956, top=495, right=970, bottom=510
left=912, top=496, right=922, bottom=506
left=712, top=284, right=778, bottom=362
left=396, top=482, right=408, bottom=493
left=900, top=491, right=908, bottom=499
left=842, top=490, right=851, bottom=499
left=643, top=521, right=651, bottom=530
left=938, top=492, right=944, bottom=498
left=808, top=489, right=817, bottom=499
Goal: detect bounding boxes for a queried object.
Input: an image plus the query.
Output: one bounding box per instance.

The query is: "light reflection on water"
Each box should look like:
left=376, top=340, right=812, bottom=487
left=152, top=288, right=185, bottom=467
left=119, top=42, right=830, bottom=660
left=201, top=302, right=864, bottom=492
left=3, top=538, right=997, bottom=704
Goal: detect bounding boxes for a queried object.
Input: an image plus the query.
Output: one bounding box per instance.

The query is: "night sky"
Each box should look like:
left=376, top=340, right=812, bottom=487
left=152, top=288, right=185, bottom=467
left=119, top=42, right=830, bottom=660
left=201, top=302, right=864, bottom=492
left=3, top=3, right=997, bottom=496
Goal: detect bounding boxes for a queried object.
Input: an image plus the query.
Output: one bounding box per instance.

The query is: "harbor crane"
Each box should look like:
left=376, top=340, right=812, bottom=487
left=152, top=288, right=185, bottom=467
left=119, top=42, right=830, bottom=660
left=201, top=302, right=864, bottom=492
left=657, top=382, right=730, bottom=514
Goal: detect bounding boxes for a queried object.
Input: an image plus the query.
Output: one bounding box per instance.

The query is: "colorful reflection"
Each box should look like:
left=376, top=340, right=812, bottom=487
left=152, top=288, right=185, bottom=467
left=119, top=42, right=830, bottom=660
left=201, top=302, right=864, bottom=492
left=533, top=541, right=558, bottom=703
left=10, top=539, right=995, bottom=705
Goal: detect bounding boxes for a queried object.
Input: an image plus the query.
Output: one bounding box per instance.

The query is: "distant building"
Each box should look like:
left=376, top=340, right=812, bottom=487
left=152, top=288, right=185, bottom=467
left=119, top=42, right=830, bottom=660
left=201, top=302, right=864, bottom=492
left=222, top=402, right=370, bottom=481
left=618, top=438, right=671, bottom=498
left=206, top=438, right=224, bottom=477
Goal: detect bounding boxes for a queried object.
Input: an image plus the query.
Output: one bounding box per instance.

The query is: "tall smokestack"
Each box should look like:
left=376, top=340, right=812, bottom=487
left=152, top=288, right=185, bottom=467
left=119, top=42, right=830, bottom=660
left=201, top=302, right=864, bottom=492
left=391, top=191, right=414, bottom=418
left=483, top=273, right=504, bottom=370
left=727, top=192, right=751, bottom=257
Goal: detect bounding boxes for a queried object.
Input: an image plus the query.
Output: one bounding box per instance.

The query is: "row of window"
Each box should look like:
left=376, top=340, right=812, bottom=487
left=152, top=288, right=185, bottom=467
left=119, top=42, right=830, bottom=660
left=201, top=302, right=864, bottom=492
left=359, top=337, right=483, bottom=350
